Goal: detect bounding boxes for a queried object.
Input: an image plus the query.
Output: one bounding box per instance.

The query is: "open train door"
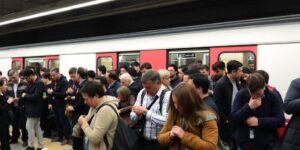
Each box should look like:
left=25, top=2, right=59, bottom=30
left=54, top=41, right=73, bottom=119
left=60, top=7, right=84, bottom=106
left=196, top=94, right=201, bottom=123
left=96, top=52, right=117, bottom=71
left=209, top=45, right=257, bottom=75
left=12, top=57, right=24, bottom=72
left=45, top=55, right=59, bottom=70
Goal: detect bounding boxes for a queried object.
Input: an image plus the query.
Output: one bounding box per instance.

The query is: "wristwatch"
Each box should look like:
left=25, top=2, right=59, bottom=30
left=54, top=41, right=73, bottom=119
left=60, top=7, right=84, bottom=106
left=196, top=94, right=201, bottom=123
left=142, top=110, right=148, bottom=116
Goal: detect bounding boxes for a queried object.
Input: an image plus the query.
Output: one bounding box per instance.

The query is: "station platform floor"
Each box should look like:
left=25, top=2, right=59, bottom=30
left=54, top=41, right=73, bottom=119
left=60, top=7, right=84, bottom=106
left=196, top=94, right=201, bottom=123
left=10, top=138, right=71, bottom=150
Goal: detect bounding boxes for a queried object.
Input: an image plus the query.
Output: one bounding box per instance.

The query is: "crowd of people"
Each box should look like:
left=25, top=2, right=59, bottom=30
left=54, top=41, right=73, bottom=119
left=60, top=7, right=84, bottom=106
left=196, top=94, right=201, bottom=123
left=0, top=59, right=299, bottom=150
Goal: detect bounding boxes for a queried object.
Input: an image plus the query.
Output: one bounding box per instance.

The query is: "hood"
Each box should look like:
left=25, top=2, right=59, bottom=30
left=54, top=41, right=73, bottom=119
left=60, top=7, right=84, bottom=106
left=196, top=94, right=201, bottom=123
left=102, top=95, right=120, bottom=107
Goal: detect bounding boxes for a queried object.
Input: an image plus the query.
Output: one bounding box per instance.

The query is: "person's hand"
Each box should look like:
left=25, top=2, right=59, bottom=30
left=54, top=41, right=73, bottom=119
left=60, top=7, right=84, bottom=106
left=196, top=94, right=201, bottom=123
left=66, top=105, right=74, bottom=112
left=7, top=97, right=15, bottom=104
left=70, top=96, right=76, bottom=100
left=78, top=115, right=87, bottom=126
left=246, top=116, right=259, bottom=127
left=66, top=88, right=74, bottom=95
left=171, top=126, right=185, bottom=139
left=248, top=97, right=262, bottom=109
left=21, top=93, right=26, bottom=98
left=48, top=104, right=53, bottom=110
left=132, top=105, right=147, bottom=115
left=47, top=88, right=53, bottom=95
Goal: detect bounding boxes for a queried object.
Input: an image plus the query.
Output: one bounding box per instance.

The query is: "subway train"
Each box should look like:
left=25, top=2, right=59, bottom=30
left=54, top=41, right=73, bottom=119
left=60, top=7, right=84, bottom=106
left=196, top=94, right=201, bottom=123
left=1, top=15, right=300, bottom=97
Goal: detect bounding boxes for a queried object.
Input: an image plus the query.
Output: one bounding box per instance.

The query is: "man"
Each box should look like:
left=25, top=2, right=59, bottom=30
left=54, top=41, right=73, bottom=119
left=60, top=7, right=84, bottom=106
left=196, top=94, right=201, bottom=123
left=211, top=61, right=226, bottom=83
left=97, top=65, right=107, bottom=77
left=66, top=67, right=89, bottom=150
left=167, top=64, right=180, bottom=88
left=213, top=60, right=243, bottom=148
left=199, top=64, right=214, bottom=89
left=140, top=62, right=152, bottom=75
left=106, top=70, right=121, bottom=97
left=131, top=61, right=141, bottom=77
left=7, top=69, right=28, bottom=147
left=130, top=70, right=171, bottom=150
left=248, top=60, right=255, bottom=72
left=21, top=69, right=45, bottom=150
left=188, top=73, right=218, bottom=113
left=48, top=68, right=70, bottom=145
left=178, top=65, right=188, bottom=81
left=119, top=73, right=141, bottom=99
left=119, top=65, right=129, bottom=75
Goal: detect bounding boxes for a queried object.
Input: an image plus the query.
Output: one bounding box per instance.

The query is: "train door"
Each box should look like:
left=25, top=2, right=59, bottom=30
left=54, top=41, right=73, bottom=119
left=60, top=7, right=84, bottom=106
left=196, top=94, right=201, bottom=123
left=168, top=48, right=210, bottom=66
left=45, top=55, right=59, bottom=70
left=24, top=57, right=45, bottom=72
left=210, top=45, right=257, bottom=74
left=96, top=53, right=117, bottom=71
left=12, top=57, right=24, bottom=72
left=118, top=52, right=140, bottom=68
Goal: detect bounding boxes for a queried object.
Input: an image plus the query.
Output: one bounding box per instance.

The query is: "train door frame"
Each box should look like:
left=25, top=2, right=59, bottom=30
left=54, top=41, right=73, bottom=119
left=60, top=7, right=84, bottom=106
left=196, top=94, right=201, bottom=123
left=210, top=45, right=257, bottom=75
left=45, top=55, right=59, bottom=69
left=96, top=52, right=117, bottom=71
left=117, top=52, right=140, bottom=70
left=12, top=57, right=24, bottom=71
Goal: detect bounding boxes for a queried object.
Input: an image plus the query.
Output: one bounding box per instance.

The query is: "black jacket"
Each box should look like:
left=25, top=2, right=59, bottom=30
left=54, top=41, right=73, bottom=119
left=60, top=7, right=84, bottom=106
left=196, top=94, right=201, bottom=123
left=281, top=78, right=300, bottom=150
left=73, top=79, right=89, bottom=123
left=129, top=80, right=143, bottom=99
left=6, top=79, right=28, bottom=107
left=170, top=76, right=180, bottom=88
left=213, top=75, right=240, bottom=143
left=0, top=94, right=10, bottom=127
left=49, top=75, right=68, bottom=107
left=107, top=80, right=121, bottom=97
left=23, top=78, right=44, bottom=118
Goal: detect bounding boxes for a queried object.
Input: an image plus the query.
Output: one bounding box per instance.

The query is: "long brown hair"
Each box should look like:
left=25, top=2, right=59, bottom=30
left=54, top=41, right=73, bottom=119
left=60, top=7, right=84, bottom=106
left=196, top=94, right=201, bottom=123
left=167, top=83, right=211, bottom=132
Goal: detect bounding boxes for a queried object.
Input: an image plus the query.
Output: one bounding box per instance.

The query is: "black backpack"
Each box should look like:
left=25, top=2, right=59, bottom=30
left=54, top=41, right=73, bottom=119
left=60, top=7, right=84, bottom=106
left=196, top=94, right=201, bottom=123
left=102, top=104, right=138, bottom=150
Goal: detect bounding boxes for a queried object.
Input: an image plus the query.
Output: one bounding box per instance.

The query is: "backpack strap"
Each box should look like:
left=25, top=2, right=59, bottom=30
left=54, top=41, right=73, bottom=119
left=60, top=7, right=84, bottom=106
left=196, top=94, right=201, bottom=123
left=140, top=89, right=146, bottom=106
left=159, top=89, right=169, bottom=114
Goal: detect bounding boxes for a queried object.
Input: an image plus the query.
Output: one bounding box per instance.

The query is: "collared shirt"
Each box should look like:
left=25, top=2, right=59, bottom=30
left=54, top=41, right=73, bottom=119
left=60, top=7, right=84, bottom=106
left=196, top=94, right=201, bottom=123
left=13, top=79, right=20, bottom=98
left=130, top=85, right=171, bottom=140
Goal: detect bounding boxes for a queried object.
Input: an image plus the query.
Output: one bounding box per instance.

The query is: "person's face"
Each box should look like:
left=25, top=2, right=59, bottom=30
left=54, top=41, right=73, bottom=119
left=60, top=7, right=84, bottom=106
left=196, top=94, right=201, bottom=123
left=120, top=78, right=130, bottom=87
left=133, top=66, right=140, bottom=72
left=142, top=80, right=160, bottom=96
left=162, top=75, right=170, bottom=87
left=232, top=67, right=243, bottom=79
left=50, top=71, right=59, bottom=81
left=10, top=73, right=19, bottom=84
left=178, top=68, right=184, bottom=81
left=0, top=81, right=7, bottom=93
left=182, top=75, right=189, bottom=83
left=167, top=67, right=176, bottom=78
left=75, top=72, right=81, bottom=82
left=187, top=79, right=196, bottom=88
left=241, top=73, right=250, bottom=82
left=41, top=78, right=49, bottom=85
left=24, top=75, right=34, bottom=84
left=248, top=63, right=255, bottom=71
left=214, top=69, right=224, bottom=77
left=120, top=68, right=127, bottom=75
left=200, top=69, right=209, bottom=76
left=82, top=93, right=96, bottom=107
left=250, top=88, right=265, bottom=99
left=141, top=68, right=147, bottom=75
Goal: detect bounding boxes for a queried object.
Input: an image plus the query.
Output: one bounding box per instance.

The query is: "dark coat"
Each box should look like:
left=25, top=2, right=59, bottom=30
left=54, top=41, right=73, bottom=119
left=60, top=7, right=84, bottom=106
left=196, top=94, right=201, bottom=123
left=6, top=79, right=28, bottom=107
left=72, top=79, right=89, bottom=124
left=107, top=80, right=121, bottom=97
left=23, top=78, right=44, bottom=118
left=213, top=75, right=240, bottom=143
left=231, top=88, right=285, bottom=150
left=281, top=78, right=300, bottom=150
left=49, top=75, right=68, bottom=107
left=203, top=96, right=218, bottom=113
left=170, top=76, right=180, bottom=88
left=0, top=94, right=10, bottom=127
left=129, top=80, right=143, bottom=99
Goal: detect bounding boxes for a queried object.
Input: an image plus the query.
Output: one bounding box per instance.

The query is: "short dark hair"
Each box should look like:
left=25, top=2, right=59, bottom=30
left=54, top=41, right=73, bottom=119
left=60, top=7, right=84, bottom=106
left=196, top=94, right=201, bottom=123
left=95, top=76, right=108, bottom=86
left=77, top=67, right=87, bottom=79
left=140, top=62, right=152, bottom=70
left=247, top=73, right=265, bottom=93
left=127, top=67, right=137, bottom=78
left=131, top=61, right=140, bottom=67
left=41, top=67, right=50, bottom=73
left=212, top=61, right=225, bottom=71
left=141, top=70, right=160, bottom=83
left=200, top=65, right=209, bottom=71
left=179, top=65, right=188, bottom=73
left=184, top=68, right=199, bottom=76
left=69, top=67, right=77, bottom=74
left=190, top=73, right=210, bottom=93
left=256, top=70, right=269, bottom=84
left=97, top=65, right=107, bottom=74
left=242, top=67, right=251, bottom=74
left=81, top=81, right=105, bottom=98
left=167, top=64, right=178, bottom=72
left=0, top=79, right=5, bottom=86
left=51, top=67, right=59, bottom=73
left=87, top=70, right=96, bottom=79
left=42, top=72, right=51, bottom=80
left=23, top=69, right=35, bottom=77
left=108, top=70, right=118, bottom=80
left=227, top=60, right=243, bottom=73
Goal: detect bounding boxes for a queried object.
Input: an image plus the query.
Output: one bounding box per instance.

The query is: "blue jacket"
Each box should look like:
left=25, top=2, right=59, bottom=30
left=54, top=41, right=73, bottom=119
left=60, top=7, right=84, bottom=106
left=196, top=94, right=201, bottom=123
left=231, top=88, right=285, bottom=150
left=107, top=81, right=121, bottom=97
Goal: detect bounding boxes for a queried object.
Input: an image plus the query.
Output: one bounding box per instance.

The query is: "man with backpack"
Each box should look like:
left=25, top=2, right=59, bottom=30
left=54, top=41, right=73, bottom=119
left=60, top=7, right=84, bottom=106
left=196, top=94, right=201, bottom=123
left=130, top=70, right=171, bottom=150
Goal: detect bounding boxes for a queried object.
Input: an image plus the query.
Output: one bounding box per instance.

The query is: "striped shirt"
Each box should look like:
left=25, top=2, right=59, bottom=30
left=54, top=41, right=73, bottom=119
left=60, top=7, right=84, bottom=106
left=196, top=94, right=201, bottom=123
left=130, top=85, right=171, bottom=140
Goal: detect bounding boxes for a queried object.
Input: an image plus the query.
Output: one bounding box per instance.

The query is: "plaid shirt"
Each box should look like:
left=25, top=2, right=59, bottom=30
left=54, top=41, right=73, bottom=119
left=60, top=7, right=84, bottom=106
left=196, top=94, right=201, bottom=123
left=130, top=85, right=171, bottom=140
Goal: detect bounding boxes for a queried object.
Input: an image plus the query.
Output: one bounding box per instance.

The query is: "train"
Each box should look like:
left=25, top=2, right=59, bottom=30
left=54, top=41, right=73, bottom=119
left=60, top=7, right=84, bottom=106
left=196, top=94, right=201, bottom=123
left=1, top=15, right=300, bottom=97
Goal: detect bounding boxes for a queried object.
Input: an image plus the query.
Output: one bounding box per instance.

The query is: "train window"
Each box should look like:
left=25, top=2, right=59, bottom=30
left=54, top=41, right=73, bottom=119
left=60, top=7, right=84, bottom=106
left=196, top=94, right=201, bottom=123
left=25, top=57, right=44, bottom=71
left=168, top=49, right=209, bottom=67
left=118, top=52, right=140, bottom=68
left=219, top=52, right=256, bottom=70
left=12, top=61, right=21, bottom=71
left=97, top=57, right=113, bottom=71
left=48, top=59, right=59, bottom=70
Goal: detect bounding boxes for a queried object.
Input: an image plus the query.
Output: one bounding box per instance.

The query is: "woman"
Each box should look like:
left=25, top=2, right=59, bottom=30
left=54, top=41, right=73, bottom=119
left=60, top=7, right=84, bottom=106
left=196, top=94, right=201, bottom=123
left=158, top=69, right=172, bottom=90
left=231, top=73, right=285, bottom=150
left=73, top=81, right=119, bottom=150
left=116, top=86, right=135, bottom=126
left=0, top=79, right=14, bottom=150
left=158, top=83, right=218, bottom=150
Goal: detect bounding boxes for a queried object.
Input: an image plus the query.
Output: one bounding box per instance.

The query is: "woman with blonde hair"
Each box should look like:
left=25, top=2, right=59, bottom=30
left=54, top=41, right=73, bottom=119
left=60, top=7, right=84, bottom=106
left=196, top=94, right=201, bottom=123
left=158, top=83, right=218, bottom=150
left=158, top=69, right=172, bottom=90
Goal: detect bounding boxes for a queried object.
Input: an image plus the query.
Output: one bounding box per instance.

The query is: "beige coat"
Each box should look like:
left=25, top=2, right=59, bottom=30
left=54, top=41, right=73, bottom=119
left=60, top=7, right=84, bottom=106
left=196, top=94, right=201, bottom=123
left=73, top=96, right=119, bottom=150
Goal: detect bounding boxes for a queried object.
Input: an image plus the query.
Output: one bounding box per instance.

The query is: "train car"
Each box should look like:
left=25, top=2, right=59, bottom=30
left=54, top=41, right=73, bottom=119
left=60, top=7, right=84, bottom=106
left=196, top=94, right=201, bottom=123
left=1, top=15, right=300, bottom=97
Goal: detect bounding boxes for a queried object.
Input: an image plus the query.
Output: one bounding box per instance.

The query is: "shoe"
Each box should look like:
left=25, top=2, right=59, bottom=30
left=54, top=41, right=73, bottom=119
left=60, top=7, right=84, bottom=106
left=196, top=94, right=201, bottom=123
left=23, top=141, right=28, bottom=147
left=9, top=139, right=18, bottom=144
left=25, top=147, right=34, bottom=150
left=51, top=137, right=62, bottom=142
left=61, top=139, right=70, bottom=145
